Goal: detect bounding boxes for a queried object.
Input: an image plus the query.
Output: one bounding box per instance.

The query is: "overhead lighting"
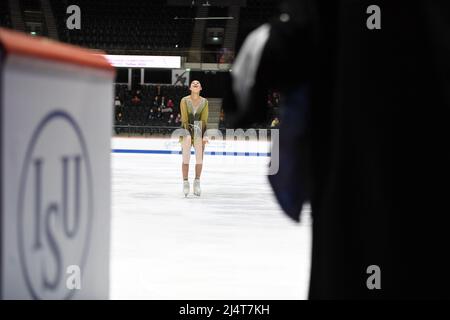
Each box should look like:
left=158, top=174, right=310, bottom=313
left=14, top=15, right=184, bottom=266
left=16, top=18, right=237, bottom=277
left=174, top=16, right=233, bottom=20
left=196, top=17, right=233, bottom=20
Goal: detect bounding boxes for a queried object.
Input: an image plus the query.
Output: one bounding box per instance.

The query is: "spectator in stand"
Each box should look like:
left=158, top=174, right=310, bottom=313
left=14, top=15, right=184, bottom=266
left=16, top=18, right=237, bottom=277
left=167, top=98, right=174, bottom=110
left=160, top=96, right=166, bottom=108
left=272, top=91, right=280, bottom=107
left=219, top=109, right=226, bottom=129
left=156, top=107, right=162, bottom=119
left=175, top=113, right=181, bottom=125
left=270, top=117, right=280, bottom=128
left=152, top=96, right=159, bottom=110
left=114, top=95, right=122, bottom=108
left=267, top=93, right=274, bottom=108
left=148, top=109, right=155, bottom=120
left=162, top=98, right=174, bottom=114
left=168, top=113, right=174, bottom=125
left=218, top=108, right=224, bottom=124
left=116, top=111, right=123, bottom=124
left=131, top=95, right=141, bottom=105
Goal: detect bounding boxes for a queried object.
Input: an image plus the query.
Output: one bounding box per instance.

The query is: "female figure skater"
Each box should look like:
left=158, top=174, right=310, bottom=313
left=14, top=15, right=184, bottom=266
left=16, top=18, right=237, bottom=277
left=180, top=80, right=208, bottom=196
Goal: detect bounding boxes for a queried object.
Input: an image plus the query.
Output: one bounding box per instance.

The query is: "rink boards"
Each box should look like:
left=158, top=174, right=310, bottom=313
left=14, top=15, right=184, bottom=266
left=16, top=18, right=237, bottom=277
left=112, top=137, right=272, bottom=157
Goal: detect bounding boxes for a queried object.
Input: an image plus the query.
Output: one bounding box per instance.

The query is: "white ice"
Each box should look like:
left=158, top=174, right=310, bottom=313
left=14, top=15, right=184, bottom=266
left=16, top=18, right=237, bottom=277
left=110, top=137, right=312, bottom=299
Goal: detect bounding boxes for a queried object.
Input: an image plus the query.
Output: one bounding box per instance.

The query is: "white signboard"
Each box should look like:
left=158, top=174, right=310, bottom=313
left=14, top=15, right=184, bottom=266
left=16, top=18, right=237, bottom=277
left=172, top=69, right=190, bottom=86
left=104, top=54, right=181, bottom=69
left=0, top=28, right=114, bottom=299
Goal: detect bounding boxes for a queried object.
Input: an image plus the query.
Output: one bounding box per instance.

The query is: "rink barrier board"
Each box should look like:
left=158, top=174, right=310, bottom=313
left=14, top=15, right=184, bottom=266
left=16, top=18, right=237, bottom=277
left=112, top=149, right=271, bottom=157
left=0, top=28, right=114, bottom=299
left=111, top=138, right=273, bottom=157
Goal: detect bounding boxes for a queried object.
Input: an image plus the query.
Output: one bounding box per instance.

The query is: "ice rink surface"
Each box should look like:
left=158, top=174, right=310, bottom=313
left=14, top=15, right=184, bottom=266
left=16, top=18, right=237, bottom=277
left=110, top=137, right=312, bottom=299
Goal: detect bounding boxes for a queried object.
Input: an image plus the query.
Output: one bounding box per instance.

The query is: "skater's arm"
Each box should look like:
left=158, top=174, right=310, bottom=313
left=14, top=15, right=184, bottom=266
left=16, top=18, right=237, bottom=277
left=180, top=98, right=189, bottom=130
left=201, top=99, right=208, bottom=134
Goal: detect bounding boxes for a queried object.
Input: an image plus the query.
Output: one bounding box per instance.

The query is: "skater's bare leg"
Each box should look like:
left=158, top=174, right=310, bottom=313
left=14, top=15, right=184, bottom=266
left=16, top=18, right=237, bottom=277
left=193, top=140, right=206, bottom=196
left=182, top=164, right=189, bottom=180
left=182, top=136, right=192, bottom=180
left=194, top=139, right=204, bottom=179
left=181, top=136, right=192, bottom=196
left=195, top=164, right=202, bottom=179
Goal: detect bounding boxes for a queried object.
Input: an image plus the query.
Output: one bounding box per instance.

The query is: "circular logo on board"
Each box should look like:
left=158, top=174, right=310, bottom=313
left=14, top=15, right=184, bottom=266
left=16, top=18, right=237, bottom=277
left=17, top=111, right=93, bottom=299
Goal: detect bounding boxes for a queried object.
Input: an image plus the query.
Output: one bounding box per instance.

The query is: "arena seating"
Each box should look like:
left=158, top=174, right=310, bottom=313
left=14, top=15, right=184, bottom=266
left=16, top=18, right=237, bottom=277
left=113, top=84, right=190, bottom=135
left=0, top=1, right=12, bottom=28
left=206, top=6, right=228, bottom=29
left=0, top=0, right=281, bottom=134
left=21, top=0, right=42, bottom=11
left=48, top=0, right=277, bottom=55
left=236, top=0, right=279, bottom=52
left=113, top=83, right=279, bottom=135
left=3, top=0, right=278, bottom=54
left=50, top=0, right=195, bottom=52
left=21, top=0, right=48, bottom=36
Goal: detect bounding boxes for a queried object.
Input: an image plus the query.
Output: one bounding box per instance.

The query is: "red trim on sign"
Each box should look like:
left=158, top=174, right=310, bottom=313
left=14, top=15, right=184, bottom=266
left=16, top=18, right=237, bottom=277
left=0, top=28, right=114, bottom=72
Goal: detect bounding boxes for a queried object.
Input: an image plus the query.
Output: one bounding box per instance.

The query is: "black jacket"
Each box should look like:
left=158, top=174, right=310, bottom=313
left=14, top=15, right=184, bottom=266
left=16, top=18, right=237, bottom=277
left=229, top=0, right=450, bottom=299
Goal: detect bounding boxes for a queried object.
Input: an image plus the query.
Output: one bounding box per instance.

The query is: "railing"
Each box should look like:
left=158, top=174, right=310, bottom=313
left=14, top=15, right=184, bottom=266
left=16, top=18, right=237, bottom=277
left=114, top=125, right=178, bottom=136
left=114, top=124, right=226, bottom=137
left=113, top=125, right=278, bottom=137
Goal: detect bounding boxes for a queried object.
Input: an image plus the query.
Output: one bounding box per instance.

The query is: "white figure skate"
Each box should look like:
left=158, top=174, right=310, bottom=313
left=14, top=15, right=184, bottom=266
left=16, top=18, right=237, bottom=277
left=183, top=180, right=190, bottom=197
left=193, top=178, right=201, bottom=196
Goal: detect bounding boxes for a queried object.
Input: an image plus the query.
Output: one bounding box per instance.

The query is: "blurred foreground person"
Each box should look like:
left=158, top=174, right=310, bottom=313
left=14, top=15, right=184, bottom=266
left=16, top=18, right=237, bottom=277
left=227, top=0, right=450, bottom=299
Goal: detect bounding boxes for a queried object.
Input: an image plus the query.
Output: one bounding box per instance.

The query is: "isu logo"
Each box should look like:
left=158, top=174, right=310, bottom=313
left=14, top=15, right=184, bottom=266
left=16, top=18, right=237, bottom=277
left=18, top=111, right=93, bottom=299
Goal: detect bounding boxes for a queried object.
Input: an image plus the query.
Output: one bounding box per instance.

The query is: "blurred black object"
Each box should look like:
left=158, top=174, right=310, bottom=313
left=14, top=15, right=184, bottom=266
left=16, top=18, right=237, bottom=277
left=227, top=0, right=450, bottom=299
left=223, top=0, right=314, bottom=128
left=268, top=84, right=311, bottom=222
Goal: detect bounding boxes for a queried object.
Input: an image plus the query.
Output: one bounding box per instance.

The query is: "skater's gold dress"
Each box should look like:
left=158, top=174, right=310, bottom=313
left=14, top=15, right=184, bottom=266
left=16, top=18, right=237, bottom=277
left=179, top=95, right=209, bottom=145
